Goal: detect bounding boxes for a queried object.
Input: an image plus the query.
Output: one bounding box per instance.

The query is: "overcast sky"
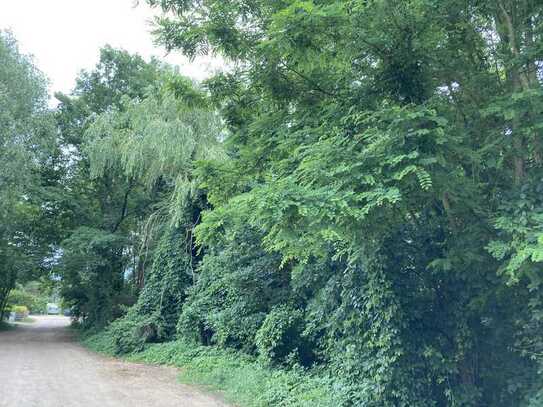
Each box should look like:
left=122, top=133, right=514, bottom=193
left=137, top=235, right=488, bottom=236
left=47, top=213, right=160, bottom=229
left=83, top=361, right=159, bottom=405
left=0, top=0, right=223, bottom=98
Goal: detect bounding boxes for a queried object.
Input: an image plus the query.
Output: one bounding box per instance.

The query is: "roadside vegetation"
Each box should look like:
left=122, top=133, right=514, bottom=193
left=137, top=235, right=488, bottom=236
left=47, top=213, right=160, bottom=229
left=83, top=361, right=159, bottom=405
left=84, top=332, right=340, bottom=407
left=0, top=321, right=15, bottom=331
left=2, top=1, right=543, bottom=406
left=7, top=281, right=54, bottom=315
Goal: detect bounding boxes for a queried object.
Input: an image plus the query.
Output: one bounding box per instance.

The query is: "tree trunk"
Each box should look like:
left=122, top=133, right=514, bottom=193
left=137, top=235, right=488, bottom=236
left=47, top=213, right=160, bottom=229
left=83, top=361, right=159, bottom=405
left=0, top=287, right=12, bottom=322
left=494, top=1, right=534, bottom=185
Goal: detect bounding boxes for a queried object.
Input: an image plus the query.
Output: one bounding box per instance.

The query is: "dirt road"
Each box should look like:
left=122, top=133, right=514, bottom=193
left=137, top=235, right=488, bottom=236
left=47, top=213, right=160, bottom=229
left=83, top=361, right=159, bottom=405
left=0, top=316, right=228, bottom=407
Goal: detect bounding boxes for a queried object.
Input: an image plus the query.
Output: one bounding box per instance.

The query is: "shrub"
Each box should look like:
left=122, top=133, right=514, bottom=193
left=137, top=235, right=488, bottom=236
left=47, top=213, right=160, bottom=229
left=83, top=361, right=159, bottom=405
left=11, top=305, right=28, bottom=314
left=7, top=289, right=47, bottom=314
left=86, top=227, right=193, bottom=355
left=11, top=305, right=29, bottom=320
left=255, top=305, right=305, bottom=365
left=177, top=230, right=289, bottom=352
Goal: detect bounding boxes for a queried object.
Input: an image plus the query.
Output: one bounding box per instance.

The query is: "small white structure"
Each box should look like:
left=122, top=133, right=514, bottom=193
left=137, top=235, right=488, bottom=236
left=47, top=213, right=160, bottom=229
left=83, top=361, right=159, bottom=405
left=46, top=303, right=60, bottom=315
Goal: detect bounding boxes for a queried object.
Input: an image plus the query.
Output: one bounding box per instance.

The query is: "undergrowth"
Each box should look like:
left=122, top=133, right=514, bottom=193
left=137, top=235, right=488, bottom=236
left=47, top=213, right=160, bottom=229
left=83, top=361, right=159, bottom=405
left=0, top=321, right=14, bottom=331
left=82, top=331, right=342, bottom=407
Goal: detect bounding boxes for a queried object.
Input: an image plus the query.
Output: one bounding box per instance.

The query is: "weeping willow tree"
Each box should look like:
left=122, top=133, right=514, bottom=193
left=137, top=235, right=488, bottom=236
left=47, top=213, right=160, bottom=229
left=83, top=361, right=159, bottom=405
left=86, top=75, right=224, bottom=224
left=83, top=73, right=224, bottom=348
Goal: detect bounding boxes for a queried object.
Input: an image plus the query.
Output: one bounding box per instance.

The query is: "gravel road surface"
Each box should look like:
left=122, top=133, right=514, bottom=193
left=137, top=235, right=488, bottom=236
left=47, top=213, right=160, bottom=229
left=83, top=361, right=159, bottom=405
left=0, top=316, right=227, bottom=407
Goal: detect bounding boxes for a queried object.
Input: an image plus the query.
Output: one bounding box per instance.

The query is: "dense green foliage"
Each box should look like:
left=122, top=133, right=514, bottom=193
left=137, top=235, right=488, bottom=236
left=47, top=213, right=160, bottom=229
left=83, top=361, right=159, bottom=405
left=52, top=48, right=165, bottom=327
left=7, top=280, right=52, bottom=314
left=3, top=1, right=543, bottom=405
left=53, top=48, right=223, bottom=329
left=139, top=0, right=543, bottom=405
left=0, top=31, right=54, bottom=321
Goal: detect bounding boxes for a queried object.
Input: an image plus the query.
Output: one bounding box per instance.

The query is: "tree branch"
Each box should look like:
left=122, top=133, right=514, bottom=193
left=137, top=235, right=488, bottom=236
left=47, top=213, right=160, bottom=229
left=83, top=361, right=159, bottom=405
left=112, top=180, right=134, bottom=233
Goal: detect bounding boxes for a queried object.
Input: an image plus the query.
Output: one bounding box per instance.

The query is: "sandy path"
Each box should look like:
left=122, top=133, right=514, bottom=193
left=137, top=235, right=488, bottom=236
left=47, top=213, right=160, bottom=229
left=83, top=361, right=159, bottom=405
left=0, top=316, right=228, bottom=407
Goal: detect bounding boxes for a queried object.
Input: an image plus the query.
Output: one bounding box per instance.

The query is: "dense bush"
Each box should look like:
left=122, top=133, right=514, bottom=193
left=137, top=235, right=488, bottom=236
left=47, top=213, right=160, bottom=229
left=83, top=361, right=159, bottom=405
left=10, top=305, right=29, bottom=320
left=178, top=229, right=289, bottom=353
left=11, top=305, right=28, bottom=313
left=255, top=305, right=306, bottom=365
left=7, top=287, right=48, bottom=314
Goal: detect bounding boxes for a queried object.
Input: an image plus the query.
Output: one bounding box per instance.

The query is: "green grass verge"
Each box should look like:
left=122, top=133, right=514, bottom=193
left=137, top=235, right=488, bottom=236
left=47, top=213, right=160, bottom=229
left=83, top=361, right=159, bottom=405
left=82, top=331, right=342, bottom=406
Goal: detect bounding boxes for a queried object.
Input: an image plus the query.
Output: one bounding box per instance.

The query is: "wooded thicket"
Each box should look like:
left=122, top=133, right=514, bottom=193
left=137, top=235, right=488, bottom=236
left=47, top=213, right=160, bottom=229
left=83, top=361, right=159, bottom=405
left=2, top=1, right=543, bottom=405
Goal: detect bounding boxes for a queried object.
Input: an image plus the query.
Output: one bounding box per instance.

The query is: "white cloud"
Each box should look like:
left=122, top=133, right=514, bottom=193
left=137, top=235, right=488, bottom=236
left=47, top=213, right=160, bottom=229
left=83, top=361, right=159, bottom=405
left=0, top=0, right=224, bottom=97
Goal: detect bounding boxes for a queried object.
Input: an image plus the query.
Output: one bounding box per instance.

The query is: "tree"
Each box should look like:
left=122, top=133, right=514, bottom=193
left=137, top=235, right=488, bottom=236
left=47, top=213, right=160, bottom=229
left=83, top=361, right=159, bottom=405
left=0, top=31, right=54, bottom=320
left=55, top=47, right=223, bottom=329
left=81, top=74, right=224, bottom=349
left=145, top=0, right=543, bottom=405
left=52, top=47, right=166, bottom=327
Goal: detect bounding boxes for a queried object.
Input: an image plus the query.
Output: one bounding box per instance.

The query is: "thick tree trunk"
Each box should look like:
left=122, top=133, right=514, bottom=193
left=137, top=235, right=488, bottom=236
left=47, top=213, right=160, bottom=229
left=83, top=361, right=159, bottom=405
left=494, top=1, right=536, bottom=185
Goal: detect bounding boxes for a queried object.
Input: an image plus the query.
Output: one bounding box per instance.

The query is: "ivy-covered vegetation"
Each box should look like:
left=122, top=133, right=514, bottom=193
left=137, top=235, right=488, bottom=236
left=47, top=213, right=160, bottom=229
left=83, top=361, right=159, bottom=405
left=3, top=1, right=543, bottom=405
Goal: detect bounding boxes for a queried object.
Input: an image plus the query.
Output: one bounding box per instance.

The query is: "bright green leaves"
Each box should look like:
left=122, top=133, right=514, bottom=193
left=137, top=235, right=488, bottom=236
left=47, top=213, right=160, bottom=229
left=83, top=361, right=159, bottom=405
left=85, top=83, right=222, bottom=185
left=197, top=103, right=450, bottom=266
left=488, top=191, right=543, bottom=285
left=149, top=0, right=268, bottom=60
left=264, top=1, right=348, bottom=73
left=85, top=76, right=224, bottom=228
left=0, top=31, right=51, bottom=215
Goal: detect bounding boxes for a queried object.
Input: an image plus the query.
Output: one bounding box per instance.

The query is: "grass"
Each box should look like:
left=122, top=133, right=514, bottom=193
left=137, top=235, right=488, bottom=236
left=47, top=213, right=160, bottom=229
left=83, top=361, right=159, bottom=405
left=82, top=332, right=341, bottom=407
left=20, top=316, right=37, bottom=323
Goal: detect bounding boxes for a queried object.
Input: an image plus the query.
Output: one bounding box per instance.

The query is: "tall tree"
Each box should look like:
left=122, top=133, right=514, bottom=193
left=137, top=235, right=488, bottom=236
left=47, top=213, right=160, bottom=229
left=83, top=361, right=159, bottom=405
left=145, top=0, right=543, bottom=405
left=0, top=31, right=54, bottom=320
left=55, top=47, right=223, bottom=329
left=53, top=47, right=165, bottom=327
